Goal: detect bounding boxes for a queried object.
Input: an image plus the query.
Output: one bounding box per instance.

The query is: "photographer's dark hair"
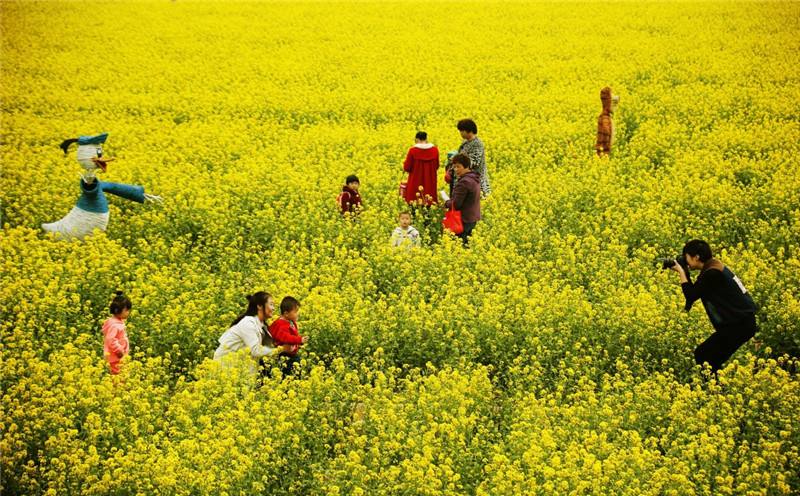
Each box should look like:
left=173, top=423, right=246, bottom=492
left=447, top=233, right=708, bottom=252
left=109, top=291, right=132, bottom=315
left=415, top=131, right=427, bottom=141
left=682, top=240, right=713, bottom=262
left=451, top=153, right=471, bottom=169
left=280, top=296, right=301, bottom=315
left=345, top=175, right=360, bottom=185
left=231, top=291, right=272, bottom=326
left=457, top=119, right=478, bottom=134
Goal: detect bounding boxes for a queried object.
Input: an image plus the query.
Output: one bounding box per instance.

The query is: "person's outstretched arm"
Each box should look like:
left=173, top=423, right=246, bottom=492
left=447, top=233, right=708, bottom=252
left=240, top=323, right=275, bottom=359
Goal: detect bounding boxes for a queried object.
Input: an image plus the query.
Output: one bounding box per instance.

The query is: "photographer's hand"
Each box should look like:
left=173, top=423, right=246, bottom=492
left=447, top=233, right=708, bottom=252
left=671, top=262, right=689, bottom=284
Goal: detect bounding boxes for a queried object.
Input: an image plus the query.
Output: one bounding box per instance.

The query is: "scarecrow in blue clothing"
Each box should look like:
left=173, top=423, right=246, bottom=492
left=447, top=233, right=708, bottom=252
left=42, top=132, right=162, bottom=240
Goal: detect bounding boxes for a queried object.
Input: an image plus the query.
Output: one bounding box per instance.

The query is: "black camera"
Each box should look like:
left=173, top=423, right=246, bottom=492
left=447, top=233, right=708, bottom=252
left=661, top=254, right=689, bottom=271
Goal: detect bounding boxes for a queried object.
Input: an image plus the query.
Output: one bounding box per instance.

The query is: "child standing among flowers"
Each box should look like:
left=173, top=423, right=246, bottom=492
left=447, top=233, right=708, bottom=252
left=390, top=211, right=421, bottom=249
left=103, top=291, right=131, bottom=375
left=338, top=175, right=362, bottom=216
left=268, top=296, right=308, bottom=376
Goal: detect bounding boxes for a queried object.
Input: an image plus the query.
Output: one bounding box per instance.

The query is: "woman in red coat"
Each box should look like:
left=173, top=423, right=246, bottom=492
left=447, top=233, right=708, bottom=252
left=402, top=131, right=439, bottom=206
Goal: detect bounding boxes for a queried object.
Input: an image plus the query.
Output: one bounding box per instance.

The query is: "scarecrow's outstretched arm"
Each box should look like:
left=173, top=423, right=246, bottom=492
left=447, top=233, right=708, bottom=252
left=101, top=182, right=146, bottom=203
left=102, top=182, right=162, bottom=204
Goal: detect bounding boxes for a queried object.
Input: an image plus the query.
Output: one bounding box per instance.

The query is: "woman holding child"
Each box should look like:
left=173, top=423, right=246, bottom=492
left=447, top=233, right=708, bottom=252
left=446, top=119, right=490, bottom=197
left=214, top=292, right=291, bottom=369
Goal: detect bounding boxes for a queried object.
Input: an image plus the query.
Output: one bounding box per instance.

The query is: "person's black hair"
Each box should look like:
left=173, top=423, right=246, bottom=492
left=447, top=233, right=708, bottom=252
left=345, top=175, right=360, bottom=185
left=683, top=240, right=713, bottom=262
left=109, top=291, right=132, bottom=315
left=415, top=131, right=427, bottom=141
left=451, top=153, right=471, bottom=169
left=231, top=291, right=272, bottom=326
left=280, top=296, right=301, bottom=315
left=456, top=119, right=478, bottom=134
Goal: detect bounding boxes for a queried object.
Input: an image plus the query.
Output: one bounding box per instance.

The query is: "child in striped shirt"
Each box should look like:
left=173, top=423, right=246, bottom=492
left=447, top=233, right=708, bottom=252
left=390, top=211, right=421, bottom=249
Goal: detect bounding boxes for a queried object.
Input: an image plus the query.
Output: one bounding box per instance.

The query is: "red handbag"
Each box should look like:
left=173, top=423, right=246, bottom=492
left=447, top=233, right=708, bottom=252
left=442, top=205, right=464, bottom=235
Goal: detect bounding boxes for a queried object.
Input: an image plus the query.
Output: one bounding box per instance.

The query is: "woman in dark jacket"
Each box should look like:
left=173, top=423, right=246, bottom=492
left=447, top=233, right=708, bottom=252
left=444, top=153, right=481, bottom=245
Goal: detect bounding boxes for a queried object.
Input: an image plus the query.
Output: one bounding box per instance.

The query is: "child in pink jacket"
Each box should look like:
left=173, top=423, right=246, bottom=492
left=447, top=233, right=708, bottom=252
left=103, top=291, right=131, bottom=375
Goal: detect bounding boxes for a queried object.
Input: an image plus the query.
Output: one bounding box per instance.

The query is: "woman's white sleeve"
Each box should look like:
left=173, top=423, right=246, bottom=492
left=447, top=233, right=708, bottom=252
left=243, top=322, right=274, bottom=358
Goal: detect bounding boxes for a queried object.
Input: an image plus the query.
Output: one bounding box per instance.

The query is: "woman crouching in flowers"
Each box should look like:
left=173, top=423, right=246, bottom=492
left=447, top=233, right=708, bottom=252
left=103, top=291, right=131, bottom=376
left=214, top=292, right=292, bottom=377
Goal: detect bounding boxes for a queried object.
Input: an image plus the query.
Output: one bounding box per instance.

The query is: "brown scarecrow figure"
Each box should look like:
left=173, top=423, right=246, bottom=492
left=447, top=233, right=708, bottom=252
left=595, top=87, right=619, bottom=157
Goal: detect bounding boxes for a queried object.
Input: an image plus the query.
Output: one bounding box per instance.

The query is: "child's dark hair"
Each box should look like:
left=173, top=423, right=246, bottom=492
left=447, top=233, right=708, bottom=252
left=415, top=131, right=427, bottom=141
left=280, top=296, right=301, bottom=315
left=345, top=175, right=360, bottom=185
left=456, top=119, right=478, bottom=134
left=231, top=291, right=272, bottom=326
left=109, top=291, right=132, bottom=315
left=682, top=240, right=713, bottom=262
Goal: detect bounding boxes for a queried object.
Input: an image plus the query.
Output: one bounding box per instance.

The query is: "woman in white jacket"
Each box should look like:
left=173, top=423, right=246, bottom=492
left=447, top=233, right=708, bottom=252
left=214, top=292, right=290, bottom=365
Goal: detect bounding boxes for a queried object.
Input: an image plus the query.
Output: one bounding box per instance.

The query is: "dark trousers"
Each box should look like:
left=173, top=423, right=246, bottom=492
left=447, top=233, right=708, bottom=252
left=258, top=353, right=300, bottom=380
left=459, top=222, right=477, bottom=245
left=278, top=353, right=300, bottom=376
left=694, top=314, right=757, bottom=372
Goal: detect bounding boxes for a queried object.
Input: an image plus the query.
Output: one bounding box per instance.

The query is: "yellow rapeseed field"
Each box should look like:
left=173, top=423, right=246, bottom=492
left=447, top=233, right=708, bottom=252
left=2, top=1, right=799, bottom=494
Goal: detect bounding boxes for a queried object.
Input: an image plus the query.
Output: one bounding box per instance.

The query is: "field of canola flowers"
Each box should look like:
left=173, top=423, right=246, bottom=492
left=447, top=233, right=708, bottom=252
left=2, top=1, right=800, bottom=494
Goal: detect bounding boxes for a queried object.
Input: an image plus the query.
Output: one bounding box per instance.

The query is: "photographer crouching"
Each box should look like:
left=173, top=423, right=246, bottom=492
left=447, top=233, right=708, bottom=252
left=665, top=240, right=758, bottom=373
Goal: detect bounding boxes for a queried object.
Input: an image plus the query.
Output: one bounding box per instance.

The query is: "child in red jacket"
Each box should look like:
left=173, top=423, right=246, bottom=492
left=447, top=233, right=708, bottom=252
left=338, top=175, right=362, bottom=216
left=268, top=296, right=308, bottom=376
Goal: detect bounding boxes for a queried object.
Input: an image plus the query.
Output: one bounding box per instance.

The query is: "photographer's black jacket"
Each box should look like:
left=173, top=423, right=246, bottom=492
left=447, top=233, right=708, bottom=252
left=682, top=259, right=757, bottom=330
